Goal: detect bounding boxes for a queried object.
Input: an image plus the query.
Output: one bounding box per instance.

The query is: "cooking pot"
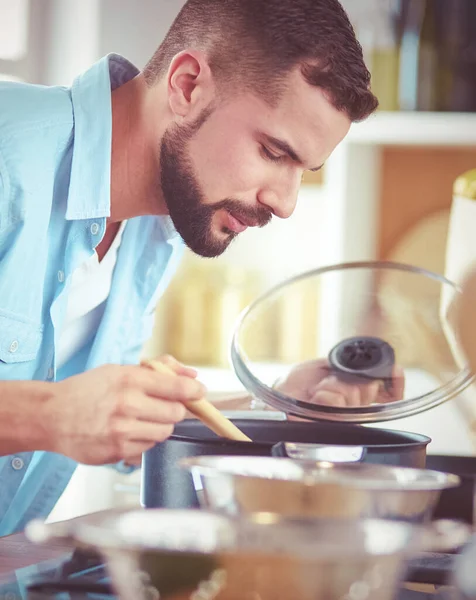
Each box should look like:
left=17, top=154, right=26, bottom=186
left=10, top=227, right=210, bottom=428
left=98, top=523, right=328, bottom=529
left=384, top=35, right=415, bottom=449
left=143, top=262, right=474, bottom=510
left=142, top=420, right=431, bottom=509
left=179, top=455, right=460, bottom=522
left=25, top=509, right=471, bottom=600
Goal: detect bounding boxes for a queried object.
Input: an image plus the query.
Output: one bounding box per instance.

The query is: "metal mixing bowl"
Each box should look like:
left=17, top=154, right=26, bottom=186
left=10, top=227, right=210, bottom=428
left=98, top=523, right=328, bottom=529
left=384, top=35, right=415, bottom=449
left=25, top=508, right=469, bottom=600
left=181, top=455, right=461, bottom=522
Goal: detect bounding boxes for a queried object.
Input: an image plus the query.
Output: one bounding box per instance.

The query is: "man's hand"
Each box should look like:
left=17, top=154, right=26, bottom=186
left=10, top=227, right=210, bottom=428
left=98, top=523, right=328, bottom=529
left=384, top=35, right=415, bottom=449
left=44, top=356, right=205, bottom=466
left=275, top=358, right=405, bottom=409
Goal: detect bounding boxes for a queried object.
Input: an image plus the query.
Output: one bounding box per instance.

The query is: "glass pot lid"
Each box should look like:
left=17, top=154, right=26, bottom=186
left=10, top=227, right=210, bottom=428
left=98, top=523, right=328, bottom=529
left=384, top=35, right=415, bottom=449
left=230, top=261, right=474, bottom=423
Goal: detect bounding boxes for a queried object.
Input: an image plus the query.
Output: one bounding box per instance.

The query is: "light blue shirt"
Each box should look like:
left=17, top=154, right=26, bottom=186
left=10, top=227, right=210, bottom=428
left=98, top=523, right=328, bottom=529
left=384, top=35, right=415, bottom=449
left=0, top=54, right=184, bottom=536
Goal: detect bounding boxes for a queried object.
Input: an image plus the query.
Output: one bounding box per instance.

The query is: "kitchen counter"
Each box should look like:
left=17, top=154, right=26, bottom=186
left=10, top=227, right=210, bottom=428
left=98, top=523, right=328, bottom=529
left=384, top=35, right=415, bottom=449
left=0, top=530, right=71, bottom=576
left=0, top=509, right=118, bottom=576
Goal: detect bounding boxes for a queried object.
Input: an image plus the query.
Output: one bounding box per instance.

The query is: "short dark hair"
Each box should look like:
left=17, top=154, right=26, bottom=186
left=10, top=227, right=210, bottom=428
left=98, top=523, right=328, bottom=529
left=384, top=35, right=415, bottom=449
left=143, top=0, right=378, bottom=122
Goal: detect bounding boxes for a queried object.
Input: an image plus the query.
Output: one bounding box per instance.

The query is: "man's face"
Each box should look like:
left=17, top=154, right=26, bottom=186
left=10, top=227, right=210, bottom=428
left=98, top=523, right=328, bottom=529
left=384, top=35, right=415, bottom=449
left=160, top=68, right=351, bottom=258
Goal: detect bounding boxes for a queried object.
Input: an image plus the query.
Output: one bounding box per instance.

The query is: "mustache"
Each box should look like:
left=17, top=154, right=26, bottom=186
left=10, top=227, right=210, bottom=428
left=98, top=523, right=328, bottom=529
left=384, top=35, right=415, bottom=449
left=212, top=199, right=273, bottom=228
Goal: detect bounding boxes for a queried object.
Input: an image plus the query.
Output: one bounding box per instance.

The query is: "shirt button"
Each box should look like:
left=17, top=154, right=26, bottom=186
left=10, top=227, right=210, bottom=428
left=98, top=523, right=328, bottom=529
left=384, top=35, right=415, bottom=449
left=58, top=270, right=65, bottom=283
left=90, top=222, right=100, bottom=235
left=11, top=457, right=24, bottom=471
left=47, top=368, right=54, bottom=380
left=9, top=340, right=19, bottom=353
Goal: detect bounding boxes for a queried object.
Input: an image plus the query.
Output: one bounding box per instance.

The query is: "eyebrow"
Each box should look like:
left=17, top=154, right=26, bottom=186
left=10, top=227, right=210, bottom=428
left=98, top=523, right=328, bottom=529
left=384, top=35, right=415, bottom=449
left=261, top=133, right=323, bottom=172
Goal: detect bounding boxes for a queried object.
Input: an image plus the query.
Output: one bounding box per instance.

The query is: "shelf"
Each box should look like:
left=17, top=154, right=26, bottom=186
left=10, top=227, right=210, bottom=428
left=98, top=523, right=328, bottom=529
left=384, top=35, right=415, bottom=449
left=346, top=111, right=476, bottom=147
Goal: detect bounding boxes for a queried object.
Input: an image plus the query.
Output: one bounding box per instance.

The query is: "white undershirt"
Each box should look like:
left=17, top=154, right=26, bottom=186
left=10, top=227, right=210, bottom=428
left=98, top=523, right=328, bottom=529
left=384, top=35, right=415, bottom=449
left=56, top=221, right=127, bottom=369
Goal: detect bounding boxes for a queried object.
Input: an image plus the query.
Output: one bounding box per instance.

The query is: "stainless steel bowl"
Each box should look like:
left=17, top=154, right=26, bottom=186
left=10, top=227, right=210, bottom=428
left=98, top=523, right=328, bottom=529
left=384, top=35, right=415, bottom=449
left=25, top=508, right=470, bottom=600
left=180, top=456, right=461, bottom=522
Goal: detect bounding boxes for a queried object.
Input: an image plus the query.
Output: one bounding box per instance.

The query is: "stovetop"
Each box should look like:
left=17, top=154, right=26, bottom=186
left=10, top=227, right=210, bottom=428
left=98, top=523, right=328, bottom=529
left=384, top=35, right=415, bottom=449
left=0, top=547, right=460, bottom=600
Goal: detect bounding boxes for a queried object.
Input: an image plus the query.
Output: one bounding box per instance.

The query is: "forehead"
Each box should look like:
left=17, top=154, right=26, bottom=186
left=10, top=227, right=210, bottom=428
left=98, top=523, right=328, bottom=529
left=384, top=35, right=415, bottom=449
left=219, top=68, right=351, bottom=164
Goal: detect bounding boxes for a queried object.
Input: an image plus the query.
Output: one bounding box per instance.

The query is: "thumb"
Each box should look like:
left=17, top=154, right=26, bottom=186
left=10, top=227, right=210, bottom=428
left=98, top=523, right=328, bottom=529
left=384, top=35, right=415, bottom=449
left=149, top=354, right=198, bottom=378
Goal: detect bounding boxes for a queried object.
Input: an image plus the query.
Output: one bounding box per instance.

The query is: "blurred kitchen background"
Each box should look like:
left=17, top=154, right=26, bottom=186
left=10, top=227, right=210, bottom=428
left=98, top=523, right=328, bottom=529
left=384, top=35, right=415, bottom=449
left=2, top=0, right=476, bottom=519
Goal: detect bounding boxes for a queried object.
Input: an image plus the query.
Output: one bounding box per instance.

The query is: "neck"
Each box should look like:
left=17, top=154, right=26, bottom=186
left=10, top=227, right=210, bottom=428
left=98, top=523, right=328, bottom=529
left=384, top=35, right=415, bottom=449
left=110, top=75, right=169, bottom=223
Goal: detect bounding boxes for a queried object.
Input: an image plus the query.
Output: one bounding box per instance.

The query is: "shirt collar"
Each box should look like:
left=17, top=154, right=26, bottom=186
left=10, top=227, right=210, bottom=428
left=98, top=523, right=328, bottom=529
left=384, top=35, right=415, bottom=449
left=66, top=54, right=139, bottom=220
left=159, top=215, right=180, bottom=241
left=66, top=53, right=181, bottom=244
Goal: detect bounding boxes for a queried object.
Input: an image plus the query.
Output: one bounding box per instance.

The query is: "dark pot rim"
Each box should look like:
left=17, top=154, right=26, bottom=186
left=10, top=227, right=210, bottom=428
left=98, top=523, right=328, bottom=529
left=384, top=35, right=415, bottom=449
left=170, top=419, right=431, bottom=450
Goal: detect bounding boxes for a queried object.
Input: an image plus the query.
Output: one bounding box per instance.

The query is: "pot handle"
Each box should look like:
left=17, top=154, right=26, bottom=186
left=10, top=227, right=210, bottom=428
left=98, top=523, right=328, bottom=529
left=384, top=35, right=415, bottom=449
left=271, top=441, right=367, bottom=462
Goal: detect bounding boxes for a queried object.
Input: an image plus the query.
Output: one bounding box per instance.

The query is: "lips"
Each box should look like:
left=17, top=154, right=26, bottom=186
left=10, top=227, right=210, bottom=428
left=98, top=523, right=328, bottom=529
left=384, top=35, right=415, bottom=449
left=223, top=211, right=249, bottom=234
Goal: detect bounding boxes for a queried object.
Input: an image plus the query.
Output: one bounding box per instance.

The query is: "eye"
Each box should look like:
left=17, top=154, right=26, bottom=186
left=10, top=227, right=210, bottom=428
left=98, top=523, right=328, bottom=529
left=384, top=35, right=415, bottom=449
left=261, top=145, right=284, bottom=163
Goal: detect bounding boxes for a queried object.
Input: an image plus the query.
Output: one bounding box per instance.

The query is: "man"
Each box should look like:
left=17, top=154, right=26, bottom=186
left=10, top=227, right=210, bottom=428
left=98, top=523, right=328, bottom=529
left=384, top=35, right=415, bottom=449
left=0, top=0, right=378, bottom=535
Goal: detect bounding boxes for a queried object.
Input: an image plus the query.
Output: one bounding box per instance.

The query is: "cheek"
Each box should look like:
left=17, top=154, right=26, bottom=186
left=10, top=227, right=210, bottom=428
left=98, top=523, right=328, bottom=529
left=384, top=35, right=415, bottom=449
left=189, top=129, right=267, bottom=201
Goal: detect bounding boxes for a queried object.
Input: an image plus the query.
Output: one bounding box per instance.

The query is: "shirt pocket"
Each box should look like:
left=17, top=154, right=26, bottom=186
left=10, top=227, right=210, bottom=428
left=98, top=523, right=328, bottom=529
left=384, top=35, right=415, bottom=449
left=0, top=312, right=43, bottom=364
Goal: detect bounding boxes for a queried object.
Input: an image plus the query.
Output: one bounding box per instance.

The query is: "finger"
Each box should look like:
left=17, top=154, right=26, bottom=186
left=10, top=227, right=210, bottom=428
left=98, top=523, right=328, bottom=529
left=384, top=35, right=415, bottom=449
left=124, top=456, right=142, bottom=467
left=274, top=360, right=332, bottom=397
left=316, top=377, right=397, bottom=406
left=122, top=395, right=187, bottom=423
left=309, top=376, right=360, bottom=407
left=123, top=365, right=206, bottom=402
left=359, top=381, right=381, bottom=406
left=121, top=441, right=157, bottom=462
left=117, top=420, right=176, bottom=443
left=373, top=367, right=405, bottom=404
left=309, top=390, right=347, bottom=408
left=157, top=355, right=198, bottom=378
left=389, top=365, right=405, bottom=401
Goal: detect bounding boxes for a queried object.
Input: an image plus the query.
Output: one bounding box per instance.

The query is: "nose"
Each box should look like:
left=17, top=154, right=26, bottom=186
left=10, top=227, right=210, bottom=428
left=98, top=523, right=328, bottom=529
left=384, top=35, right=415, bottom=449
left=257, top=179, right=300, bottom=219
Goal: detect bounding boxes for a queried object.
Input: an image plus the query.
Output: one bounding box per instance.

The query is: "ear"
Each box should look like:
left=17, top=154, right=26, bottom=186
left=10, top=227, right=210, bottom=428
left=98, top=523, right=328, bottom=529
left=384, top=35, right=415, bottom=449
left=167, top=50, right=214, bottom=121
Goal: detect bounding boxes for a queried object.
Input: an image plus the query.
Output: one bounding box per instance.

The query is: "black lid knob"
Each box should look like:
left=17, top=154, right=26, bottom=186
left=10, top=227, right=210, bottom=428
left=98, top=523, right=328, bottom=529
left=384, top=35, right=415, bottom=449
left=328, top=336, right=395, bottom=389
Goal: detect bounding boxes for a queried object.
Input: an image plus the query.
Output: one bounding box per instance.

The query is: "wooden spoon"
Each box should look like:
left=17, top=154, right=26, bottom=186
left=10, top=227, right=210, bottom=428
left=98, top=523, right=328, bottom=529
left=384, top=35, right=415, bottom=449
left=141, top=359, right=252, bottom=443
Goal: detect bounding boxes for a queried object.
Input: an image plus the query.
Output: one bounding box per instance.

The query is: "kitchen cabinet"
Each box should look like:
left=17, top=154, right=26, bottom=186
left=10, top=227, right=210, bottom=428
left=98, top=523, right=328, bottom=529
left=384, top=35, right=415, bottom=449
left=323, top=111, right=476, bottom=267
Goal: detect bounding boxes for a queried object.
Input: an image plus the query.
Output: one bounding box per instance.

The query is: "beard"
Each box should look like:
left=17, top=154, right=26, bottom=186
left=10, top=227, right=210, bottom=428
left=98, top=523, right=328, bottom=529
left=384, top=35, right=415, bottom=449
left=159, top=108, right=272, bottom=258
